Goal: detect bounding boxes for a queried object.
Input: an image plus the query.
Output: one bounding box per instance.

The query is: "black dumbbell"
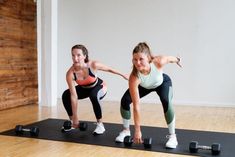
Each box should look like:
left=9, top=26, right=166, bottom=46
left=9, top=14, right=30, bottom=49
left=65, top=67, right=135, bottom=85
left=124, top=136, right=152, bottom=149
left=61, top=120, right=88, bottom=132
left=15, top=125, right=39, bottom=136
left=189, top=141, right=221, bottom=155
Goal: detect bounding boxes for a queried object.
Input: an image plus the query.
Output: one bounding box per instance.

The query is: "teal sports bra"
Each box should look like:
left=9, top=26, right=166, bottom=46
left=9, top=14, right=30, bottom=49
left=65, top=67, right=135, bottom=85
left=137, top=63, right=163, bottom=89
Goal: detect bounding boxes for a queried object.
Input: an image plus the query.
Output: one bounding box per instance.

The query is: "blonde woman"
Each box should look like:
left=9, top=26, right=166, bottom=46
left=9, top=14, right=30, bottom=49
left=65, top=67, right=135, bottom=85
left=115, top=42, right=181, bottom=148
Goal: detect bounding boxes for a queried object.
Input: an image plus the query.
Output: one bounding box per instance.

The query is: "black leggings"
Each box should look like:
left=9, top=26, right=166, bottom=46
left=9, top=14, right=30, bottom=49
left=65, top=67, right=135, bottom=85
left=62, top=78, right=107, bottom=120
left=120, top=73, right=175, bottom=124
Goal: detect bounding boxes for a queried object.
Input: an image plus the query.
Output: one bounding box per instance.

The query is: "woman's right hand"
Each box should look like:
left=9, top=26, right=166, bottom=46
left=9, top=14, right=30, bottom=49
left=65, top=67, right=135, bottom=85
left=72, top=117, right=79, bottom=128
left=133, top=130, right=143, bottom=144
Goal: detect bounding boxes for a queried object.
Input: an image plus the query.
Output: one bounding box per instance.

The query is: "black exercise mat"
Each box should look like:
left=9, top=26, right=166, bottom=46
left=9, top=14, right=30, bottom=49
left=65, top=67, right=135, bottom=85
left=0, top=118, right=234, bottom=157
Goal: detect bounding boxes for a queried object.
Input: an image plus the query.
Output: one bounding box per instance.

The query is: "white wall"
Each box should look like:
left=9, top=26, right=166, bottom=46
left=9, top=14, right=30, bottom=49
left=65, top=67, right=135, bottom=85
left=57, top=0, right=235, bottom=106
left=37, top=0, right=58, bottom=106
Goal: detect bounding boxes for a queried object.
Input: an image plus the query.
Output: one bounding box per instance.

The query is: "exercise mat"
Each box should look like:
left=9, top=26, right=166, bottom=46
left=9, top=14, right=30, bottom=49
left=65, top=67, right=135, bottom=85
left=1, top=118, right=234, bottom=157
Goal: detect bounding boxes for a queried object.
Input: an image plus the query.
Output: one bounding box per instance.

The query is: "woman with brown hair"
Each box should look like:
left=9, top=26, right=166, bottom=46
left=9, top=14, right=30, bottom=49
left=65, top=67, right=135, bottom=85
left=62, top=44, right=128, bottom=135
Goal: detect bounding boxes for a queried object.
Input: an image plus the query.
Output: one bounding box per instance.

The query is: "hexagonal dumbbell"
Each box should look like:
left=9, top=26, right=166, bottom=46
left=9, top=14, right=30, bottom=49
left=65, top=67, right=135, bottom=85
left=189, top=141, right=221, bottom=155
left=124, top=136, right=152, bottom=149
left=15, top=125, right=39, bottom=136
left=61, top=120, right=88, bottom=132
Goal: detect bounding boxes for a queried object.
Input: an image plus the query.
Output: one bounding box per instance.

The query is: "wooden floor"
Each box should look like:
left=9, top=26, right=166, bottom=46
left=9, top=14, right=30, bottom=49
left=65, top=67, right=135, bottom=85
left=0, top=100, right=234, bottom=157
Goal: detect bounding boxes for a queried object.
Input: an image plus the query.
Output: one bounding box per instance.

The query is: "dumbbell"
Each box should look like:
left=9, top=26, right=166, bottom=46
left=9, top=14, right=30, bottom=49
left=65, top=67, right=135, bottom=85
left=124, top=136, right=152, bottom=149
left=189, top=141, right=221, bottom=155
left=15, top=125, right=39, bottom=136
left=61, top=120, right=88, bottom=132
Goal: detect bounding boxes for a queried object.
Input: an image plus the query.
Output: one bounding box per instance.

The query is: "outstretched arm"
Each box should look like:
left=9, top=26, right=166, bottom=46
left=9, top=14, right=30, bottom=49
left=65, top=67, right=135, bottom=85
left=152, top=55, right=182, bottom=69
left=90, top=60, right=129, bottom=80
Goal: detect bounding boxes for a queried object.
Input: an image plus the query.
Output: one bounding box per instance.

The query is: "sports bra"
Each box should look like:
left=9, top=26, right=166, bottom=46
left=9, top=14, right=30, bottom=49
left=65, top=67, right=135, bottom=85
left=74, top=68, right=98, bottom=88
left=137, top=62, right=163, bottom=89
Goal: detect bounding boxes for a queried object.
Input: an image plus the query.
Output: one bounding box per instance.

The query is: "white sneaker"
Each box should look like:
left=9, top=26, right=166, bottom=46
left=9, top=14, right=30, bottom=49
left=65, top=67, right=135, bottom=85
left=165, top=134, right=178, bottom=149
left=115, top=130, right=131, bottom=143
left=93, top=122, right=105, bottom=135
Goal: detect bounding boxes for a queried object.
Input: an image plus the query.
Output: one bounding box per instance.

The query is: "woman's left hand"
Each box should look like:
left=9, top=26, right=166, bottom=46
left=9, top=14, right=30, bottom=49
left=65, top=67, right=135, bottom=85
left=123, top=74, right=129, bottom=80
left=176, top=57, right=182, bottom=68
